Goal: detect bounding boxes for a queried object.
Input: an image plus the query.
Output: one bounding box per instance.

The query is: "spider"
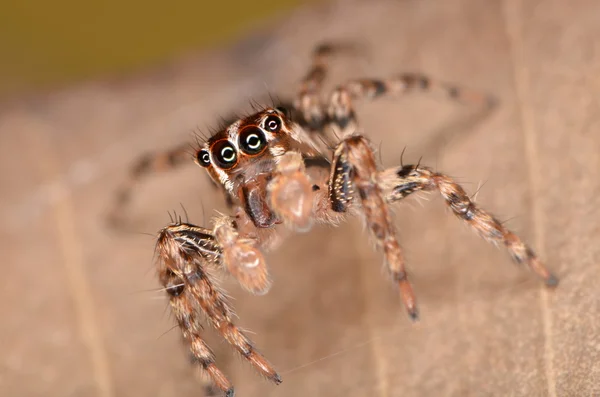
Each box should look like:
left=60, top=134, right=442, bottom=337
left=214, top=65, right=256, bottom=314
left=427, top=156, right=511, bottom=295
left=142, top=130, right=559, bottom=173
left=109, top=44, right=559, bottom=396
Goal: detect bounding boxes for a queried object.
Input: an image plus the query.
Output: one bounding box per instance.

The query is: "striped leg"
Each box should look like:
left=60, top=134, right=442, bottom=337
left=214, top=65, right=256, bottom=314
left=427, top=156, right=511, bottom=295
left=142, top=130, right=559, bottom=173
left=327, top=73, right=497, bottom=136
left=156, top=223, right=282, bottom=396
left=107, top=144, right=233, bottom=228
left=294, top=43, right=361, bottom=133
left=108, top=144, right=191, bottom=226
left=328, top=135, right=419, bottom=319
left=378, top=164, right=559, bottom=286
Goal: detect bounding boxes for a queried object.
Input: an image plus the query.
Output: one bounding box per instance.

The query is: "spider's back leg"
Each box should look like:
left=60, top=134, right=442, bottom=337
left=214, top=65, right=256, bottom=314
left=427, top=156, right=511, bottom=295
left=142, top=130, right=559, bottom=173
left=107, top=143, right=236, bottom=228
left=294, top=42, right=363, bottom=133
left=378, top=164, right=559, bottom=286
left=107, top=143, right=192, bottom=227
left=327, top=73, right=497, bottom=137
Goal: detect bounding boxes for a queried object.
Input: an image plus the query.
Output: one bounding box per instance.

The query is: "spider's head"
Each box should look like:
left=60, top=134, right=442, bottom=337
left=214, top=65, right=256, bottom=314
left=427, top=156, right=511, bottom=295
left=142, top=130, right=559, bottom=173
left=194, top=107, right=299, bottom=194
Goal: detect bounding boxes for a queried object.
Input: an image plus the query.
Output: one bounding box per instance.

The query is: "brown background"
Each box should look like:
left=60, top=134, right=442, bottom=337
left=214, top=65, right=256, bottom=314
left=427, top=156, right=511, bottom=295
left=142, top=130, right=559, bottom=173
left=1, top=0, right=599, bottom=396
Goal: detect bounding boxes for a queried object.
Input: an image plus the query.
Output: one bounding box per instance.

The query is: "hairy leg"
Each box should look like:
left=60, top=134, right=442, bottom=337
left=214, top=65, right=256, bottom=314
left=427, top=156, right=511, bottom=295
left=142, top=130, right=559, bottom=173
left=294, top=43, right=360, bottom=132
left=107, top=144, right=191, bottom=226
left=327, top=73, right=496, bottom=137
left=329, top=135, right=419, bottom=319
left=378, top=164, right=559, bottom=286
left=156, top=223, right=282, bottom=396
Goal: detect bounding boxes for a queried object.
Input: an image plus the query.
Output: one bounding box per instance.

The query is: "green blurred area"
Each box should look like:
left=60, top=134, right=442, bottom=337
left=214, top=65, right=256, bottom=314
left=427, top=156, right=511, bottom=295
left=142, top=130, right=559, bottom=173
left=0, top=0, right=302, bottom=99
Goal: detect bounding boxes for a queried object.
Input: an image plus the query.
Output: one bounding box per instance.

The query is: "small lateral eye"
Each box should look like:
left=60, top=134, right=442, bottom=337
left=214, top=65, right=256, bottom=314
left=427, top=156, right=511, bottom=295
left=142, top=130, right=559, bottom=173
left=275, top=106, right=290, bottom=118
left=239, top=127, right=267, bottom=155
left=264, top=115, right=282, bottom=132
left=212, top=140, right=238, bottom=169
left=197, top=150, right=211, bottom=167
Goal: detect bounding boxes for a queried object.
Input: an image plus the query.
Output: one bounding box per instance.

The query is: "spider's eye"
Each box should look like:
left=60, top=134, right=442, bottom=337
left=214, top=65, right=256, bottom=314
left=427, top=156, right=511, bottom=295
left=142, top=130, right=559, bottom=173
left=264, top=115, right=282, bottom=132
left=197, top=150, right=211, bottom=167
left=211, top=140, right=238, bottom=169
left=239, top=127, right=267, bottom=155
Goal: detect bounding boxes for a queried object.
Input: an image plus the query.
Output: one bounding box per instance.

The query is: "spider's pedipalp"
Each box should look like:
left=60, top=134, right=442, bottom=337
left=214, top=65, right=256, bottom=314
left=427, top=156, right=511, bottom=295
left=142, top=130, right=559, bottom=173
left=268, top=151, right=315, bottom=232
left=379, top=164, right=559, bottom=286
left=155, top=223, right=281, bottom=395
left=213, top=215, right=273, bottom=295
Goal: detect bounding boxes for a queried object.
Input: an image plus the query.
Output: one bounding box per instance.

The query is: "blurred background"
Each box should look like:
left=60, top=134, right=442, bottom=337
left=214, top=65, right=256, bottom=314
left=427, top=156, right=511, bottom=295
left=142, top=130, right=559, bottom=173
left=1, top=0, right=598, bottom=396
left=0, top=0, right=303, bottom=100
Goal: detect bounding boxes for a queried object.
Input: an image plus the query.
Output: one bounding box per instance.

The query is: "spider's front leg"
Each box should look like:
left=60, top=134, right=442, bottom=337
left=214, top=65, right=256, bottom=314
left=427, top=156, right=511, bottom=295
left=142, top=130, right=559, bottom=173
left=328, top=134, right=559, bottom=321
left=156, top=223, right=282, bottom=396
left=329, top=135, right=419, bottom=319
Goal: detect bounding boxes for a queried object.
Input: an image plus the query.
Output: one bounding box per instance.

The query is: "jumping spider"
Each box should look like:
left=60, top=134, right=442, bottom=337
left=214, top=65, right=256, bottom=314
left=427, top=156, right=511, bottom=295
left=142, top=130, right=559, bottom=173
left=109, top=44, right=559, bottom=396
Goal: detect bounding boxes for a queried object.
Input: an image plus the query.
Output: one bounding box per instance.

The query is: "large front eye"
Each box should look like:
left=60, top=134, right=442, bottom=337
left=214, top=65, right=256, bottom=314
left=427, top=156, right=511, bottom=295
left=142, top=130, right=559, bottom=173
left=212, top=140, right=237, bottom=169
left=239, top=127, right=267, bottom=155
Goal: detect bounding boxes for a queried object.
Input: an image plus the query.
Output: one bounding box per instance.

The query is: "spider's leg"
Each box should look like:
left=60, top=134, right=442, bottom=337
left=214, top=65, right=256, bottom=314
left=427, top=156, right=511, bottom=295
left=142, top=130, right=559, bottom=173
left=377, top=164, right=559, bottom=286
left=108, top=143, right=192, bottom=227
left=294, top=43, right=361, bottom=133
left=156, top=223, right=282, bottom=395
left=329, top=135, right=419, bottom=319
left=326, top=74, right=497, bottom=137
left=156, top=223, right=232, bottom=395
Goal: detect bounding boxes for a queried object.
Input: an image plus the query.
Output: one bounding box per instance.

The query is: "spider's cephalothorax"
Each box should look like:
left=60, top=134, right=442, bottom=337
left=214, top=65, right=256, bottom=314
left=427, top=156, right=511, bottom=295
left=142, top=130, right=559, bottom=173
left=194, top=107, right=322, bottom=230
left=109, top=44, right=559, bottom=396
